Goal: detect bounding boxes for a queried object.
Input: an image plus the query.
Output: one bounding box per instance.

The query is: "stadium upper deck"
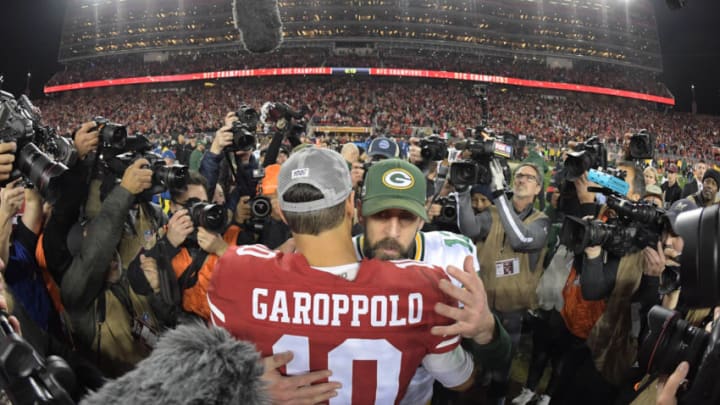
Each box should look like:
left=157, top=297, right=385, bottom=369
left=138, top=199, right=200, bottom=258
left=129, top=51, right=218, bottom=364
left=60, top=0, right=662, bottom=72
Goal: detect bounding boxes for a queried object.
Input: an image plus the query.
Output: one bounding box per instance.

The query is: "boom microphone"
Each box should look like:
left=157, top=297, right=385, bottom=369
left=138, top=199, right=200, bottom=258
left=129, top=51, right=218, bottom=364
left=79, top=323, right=269, bottom=405
left=233, top=0, right=284, bottom=53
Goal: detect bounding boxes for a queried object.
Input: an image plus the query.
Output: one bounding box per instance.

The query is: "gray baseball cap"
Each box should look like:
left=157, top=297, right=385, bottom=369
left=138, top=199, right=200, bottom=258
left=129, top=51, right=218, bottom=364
left=278, top=147, right=352, bottom=213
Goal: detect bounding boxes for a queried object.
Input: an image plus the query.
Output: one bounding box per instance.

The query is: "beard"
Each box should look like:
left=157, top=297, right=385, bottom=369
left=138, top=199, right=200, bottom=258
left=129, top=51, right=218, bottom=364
left=363, top=236, right=412, bottom=260
left=701, top=187, right=715, bottom=202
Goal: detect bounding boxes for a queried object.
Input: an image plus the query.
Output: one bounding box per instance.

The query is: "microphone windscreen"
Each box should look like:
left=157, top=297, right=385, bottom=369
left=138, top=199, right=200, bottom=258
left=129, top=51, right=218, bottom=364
left=79, top=323, right=269, bottom=405
left=233, top=0, right=283, bottom=53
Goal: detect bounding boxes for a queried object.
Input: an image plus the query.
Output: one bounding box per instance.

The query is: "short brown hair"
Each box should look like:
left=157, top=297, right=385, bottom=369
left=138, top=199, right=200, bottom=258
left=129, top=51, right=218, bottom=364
left=281, top=184, right=346, bottom=235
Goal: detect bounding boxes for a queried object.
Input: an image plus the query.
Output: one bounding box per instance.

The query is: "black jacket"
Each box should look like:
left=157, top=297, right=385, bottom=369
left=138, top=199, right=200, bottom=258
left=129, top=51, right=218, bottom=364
left=681, top=179, right=700, bottom=198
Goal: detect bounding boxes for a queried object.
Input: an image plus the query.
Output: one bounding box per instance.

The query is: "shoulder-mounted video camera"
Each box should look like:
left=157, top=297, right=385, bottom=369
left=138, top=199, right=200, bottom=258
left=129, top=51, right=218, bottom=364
left=559, top=189, right=667, bottom=256
left=564, top=136, right=607, bottom=181
left=449, top=131, right=513, bottom=188
left=628, top=129, right=656, bottom=160
left=420, top=135, right=448, bottom=162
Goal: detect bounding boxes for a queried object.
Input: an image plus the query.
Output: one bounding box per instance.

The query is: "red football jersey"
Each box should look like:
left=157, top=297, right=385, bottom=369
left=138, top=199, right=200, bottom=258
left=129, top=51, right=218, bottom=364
left=208, top=244, right=461, bottom=405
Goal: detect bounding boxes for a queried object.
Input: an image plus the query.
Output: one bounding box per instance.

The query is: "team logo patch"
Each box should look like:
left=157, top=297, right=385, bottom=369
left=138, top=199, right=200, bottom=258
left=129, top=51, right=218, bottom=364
left=292, top=168, right=309, bottom=179
left=378, top=139, right=390, bottom=149
left=382, top=169, right=414, bottom=190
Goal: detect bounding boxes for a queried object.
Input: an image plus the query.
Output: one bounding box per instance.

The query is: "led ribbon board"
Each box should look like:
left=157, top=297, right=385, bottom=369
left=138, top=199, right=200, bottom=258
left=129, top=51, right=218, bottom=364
left=44, top=67, right=675, bottom=106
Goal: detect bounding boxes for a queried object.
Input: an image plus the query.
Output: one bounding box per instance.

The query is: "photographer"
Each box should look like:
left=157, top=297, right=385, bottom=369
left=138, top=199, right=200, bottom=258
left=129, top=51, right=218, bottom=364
left=200, top=111, right=261, bottom=215
left=60, top=159, right=164, bottom=378
left=554, top=162, right=670, bottom=404
left=457, top=162, right=549, bottom=316
left=456, top=161, right=549, bottom=404
left=128, top=171, right=235, bottom=323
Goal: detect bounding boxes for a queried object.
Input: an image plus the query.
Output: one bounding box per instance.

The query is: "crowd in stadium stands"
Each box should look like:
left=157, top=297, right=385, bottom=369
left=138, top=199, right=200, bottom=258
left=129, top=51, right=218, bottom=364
left=48, top=50, right=667, bottom=96
left=36, top=78, right=718, bottom=162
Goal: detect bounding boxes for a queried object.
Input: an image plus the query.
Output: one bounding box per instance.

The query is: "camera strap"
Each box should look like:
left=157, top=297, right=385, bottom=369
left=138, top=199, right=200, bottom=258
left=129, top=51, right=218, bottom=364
left=177, top=248, right=209, bottom=293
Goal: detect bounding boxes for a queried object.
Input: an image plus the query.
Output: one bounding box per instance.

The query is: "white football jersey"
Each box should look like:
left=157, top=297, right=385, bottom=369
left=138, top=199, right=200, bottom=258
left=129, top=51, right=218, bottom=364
left=353, top=230, right=480, bottom=404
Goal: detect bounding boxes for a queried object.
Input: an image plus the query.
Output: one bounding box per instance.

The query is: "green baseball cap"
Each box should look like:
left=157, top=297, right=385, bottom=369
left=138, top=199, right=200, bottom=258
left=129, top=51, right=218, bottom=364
left=361, top=159, right=428, bottom=221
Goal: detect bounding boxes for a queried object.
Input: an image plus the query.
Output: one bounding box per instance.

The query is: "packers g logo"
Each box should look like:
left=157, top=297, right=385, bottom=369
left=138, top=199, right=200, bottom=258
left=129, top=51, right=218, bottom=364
left=382, top=169, right=415, bottom=190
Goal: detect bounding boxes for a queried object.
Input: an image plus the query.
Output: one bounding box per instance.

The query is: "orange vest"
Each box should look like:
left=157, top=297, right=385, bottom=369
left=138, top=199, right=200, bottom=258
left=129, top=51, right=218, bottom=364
left=171, top=228, right=240, bottom=320
left=560, top=267, right=606, bottom=340
left=35, top=233, right=65, bottom=314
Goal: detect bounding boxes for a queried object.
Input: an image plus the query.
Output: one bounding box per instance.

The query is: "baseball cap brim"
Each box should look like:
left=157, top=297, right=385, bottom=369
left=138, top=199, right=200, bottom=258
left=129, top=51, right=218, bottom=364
left=362, top=196, right=429, bottom=222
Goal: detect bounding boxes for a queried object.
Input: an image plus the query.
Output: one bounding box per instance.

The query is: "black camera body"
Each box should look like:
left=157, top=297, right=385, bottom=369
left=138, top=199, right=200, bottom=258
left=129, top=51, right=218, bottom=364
left=564, top=136, right=607, bottom=181
left=449, top=138, right=512, bottom=188
left=420, top=135, right=448, bottom=162
left=433, top=195, right=457, bottom=225
left=637, top=197, right=720, bottom=404
left=93, top=116, right=128, bottom=149
left=559, top=193, right=666, bottom=256
left=110, top=151, right=189, bottom=200
left=0, top=91, right=71, bottom=203
left=629, top=129, right=656, bottom=160
left=639, top=306, right=720, bottom=404
left=244, top=196, right=272, bottom=233
left=186, top=199, right=227, bottom=234
left=0, top=311, right=75, bottom=405
left=228, top=105, right=259, bottom=152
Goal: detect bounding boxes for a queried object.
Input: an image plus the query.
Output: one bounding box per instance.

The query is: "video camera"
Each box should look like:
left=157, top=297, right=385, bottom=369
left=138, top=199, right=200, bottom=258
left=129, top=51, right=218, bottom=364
left=0, top=312, right=75, bottom=405
left=564, top=136, right=608, bottom=181
left=420, top=135, right=448, bottom=162
left=559, top=191, right=666, bottom=256
left=628, top=129, right=656, bottom=160
left=638, top=205, right=720, bottom=404
left=0, top=91, right=74, bottom=204
left=449, top=133, right=513, bottom=188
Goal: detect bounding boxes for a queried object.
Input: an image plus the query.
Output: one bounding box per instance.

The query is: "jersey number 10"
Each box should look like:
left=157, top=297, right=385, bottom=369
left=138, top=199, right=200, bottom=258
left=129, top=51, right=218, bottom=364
left=274, top=334, right=403, bottom=404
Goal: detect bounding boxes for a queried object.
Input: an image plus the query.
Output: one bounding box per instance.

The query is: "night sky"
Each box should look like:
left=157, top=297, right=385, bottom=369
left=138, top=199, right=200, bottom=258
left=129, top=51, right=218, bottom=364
left=1, top=0, right=719, bottom=115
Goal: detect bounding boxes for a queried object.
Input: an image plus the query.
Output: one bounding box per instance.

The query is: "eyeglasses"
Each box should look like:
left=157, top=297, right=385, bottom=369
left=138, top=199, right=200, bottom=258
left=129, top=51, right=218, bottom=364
left=514, top=173, right=539, bottom=183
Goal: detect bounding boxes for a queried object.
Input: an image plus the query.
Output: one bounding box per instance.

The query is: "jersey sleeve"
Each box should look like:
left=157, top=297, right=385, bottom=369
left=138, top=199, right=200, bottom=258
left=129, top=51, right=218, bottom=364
left=421, top=346, right=474, bottom=388
left=419, top=262, right=464, bottom=355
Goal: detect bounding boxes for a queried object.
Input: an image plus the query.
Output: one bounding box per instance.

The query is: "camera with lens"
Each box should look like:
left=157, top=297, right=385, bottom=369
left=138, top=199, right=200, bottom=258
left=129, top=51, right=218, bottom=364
left=636, top=205, right=720, bottom=404
left=185, top=198, right=227, bottom=234
left=449, top=137, right=513, bottom=188
left=93, top=116, right=127, bottom=149
left=433, top=195, right=457, bottom=225
left=420, top=135, right=448, bottom=162
left=244, top=195, right=273, bottom=233
left=559, top=192, right=666, bottom=256
left=628, top=129, right=656, bottom=160
left=564, top=136, right=607, bottom=181
left=228, top=105, right=259, bottom=152
left=261, top=101, right=309, bottom=141
left=0, top=91, right=71, bottom=204
left=109, top=151, right=189, bottom=200
left=0, top=311, right=75, bottom=405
